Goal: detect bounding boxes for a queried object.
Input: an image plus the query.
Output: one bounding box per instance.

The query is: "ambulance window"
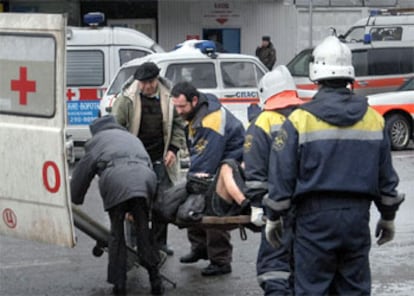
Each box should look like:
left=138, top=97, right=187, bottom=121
left=370, top=27, right=402, bottom=41
left=221, top=62, right=259, bottom=88
left=352, top=50, right=368, bottom=76
left=343, top=26, right=365, bottom=43
left=255, top=64, right=265, bottom=83
left=119, top=49, right=149, bottom=65
left=165, top=63, right=217, bottom=89
left=286, top=49, right=313, bottom=77
left=67, top=50, right=104, bottom=86
left=106, top=66, right=138, bottom=95
left=368, top=48, right=414, bottom=75
left=0, top=35, right=55, bottom=117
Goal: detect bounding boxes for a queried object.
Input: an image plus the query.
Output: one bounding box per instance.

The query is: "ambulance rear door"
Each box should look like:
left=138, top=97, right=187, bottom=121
left=0, top=13, right=75, bottom=247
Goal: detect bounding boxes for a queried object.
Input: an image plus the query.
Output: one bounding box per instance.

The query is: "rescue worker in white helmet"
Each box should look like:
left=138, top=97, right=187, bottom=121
left=207, top=66, right=303, bottom=295
left=264, top=36, right=404, bottom=295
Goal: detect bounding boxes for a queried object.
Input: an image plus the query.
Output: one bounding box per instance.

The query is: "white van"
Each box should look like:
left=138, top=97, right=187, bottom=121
left=100, top=40, right=269, bottom=126
left=339, top=8, right=414, bottom=43
left=287, top=40, right=414, bottom=100
left=66, top=13, right=164, bottom=156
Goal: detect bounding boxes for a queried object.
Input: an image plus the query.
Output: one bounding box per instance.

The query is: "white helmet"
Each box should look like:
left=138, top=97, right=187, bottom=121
left=309, top=36, right=355, bottom=82
left=258, top=65, right=296, bottom=105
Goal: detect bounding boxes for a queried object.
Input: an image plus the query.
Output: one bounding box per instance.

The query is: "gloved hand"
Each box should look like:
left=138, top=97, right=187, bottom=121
left=265, top=218, right=283, bottom=249
left=250, top=206, right=265, bottom=226
left=375, top=218, right=395, bottom=246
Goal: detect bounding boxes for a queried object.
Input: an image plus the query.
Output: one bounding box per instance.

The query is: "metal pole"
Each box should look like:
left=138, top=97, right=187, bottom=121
left=309, top=0, right=313, bottom=48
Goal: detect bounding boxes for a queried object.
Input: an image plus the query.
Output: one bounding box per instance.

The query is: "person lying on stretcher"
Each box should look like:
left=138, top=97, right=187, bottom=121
left=157, top=66, right=303, bottom=228
left=205, top=66, right=304, bottom=227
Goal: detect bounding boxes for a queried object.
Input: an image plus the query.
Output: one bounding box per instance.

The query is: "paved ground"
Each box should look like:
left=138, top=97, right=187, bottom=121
left=0, top=146, right=413, bottom=296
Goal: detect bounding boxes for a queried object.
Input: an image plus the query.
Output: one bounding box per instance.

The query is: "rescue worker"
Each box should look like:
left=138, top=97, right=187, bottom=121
left=244, top=66, right=303, bottom=295
left=71, top=115, right=164, bottom=295
left=264, top=36, right=404, bottom=295
left=255, top=36, right=277, bottom=71
left=209, top=66, right=303, bottom=294
left=170, top=81, right=245, bottom=276
left=111, top=62, right=185, bottom=256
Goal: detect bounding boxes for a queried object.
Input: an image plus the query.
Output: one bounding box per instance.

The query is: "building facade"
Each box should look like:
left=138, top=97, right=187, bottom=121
left=1, top=0, right=412, bottom=65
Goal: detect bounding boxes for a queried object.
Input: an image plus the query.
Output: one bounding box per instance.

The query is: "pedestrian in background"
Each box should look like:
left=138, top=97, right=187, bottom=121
left=170, top=81, right=245, bottom=276
left=265, top=36, right=404, bottom=295
left=255, top=36, right=276, bottom=70
left=71, top=115, right=164, bottom=295
left=111, top=62, right=185, bottom=257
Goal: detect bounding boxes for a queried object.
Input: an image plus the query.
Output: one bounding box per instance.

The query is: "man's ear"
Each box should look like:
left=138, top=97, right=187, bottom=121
left=192, top=96, right=198, bottom=107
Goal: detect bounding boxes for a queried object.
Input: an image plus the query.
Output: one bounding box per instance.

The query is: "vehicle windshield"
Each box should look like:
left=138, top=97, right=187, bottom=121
left=106, top=66, right=138, bottom=96
left=399, top=78, right=414, bottom=91
left=341, top=26, right=365, bottom=43
left=287, top=48, right=313, bottom=77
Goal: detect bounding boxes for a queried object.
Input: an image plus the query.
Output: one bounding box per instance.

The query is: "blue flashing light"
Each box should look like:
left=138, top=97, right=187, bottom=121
left=83, top=12, right=105, bottom=27
left=195, top=40, right=216, bottom=55
left=363, top=33, right=372, bottom=44
left=369, top=9, right=380, bottom=17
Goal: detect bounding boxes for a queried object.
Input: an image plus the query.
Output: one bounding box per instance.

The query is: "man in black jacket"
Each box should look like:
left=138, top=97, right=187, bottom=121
left=71, top=115, right=164, bottom=295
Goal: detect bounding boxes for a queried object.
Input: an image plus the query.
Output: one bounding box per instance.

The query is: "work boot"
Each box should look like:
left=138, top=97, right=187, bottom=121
left=201, top=263, right=232, bottom=276
left=179, top=250, right=208, bottom=264
left=149, top=269, right=165, bottom=295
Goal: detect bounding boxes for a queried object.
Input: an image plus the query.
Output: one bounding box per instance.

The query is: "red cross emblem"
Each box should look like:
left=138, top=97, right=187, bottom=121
left=10, top=66, right=36, bottom=105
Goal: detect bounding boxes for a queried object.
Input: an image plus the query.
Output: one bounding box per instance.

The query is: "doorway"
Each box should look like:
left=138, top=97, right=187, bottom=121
left=203, top=28, right=240, bottom=53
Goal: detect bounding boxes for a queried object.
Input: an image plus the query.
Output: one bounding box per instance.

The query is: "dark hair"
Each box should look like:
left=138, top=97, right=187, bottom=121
left=171, top=81, right=200, bottom=102
left=319, top=79, right=353, bottom=88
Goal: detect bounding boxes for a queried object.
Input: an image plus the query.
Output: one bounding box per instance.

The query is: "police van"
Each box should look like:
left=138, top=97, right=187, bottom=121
left=287, top=39, right=414, bottom=100
left=100, top=40, right=268, bottom=126
left=66, top=12, right=164, bottom=156
left=339, top=8, right=414, bottom=43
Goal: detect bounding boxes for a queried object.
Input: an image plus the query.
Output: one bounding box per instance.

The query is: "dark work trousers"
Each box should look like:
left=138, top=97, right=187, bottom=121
left=107, top=198, right=159, bottom=286
left=256, top=225, right=293, bottom=295
left=151, top=160, right=172, bottom=249
left=294, top=195, right=371, bottom=296
left=187, top=227, right=233, bottom=265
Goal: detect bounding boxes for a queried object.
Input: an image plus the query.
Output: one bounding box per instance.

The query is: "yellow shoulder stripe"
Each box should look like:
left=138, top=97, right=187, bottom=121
left=202, top=109, right=224, bottom=134
left=290, top=108, right=384, bottom=134
left=255, top=111, right=286, bottom=135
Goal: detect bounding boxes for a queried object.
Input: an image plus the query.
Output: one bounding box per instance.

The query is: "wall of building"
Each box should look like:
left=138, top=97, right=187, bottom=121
left=158, top=1, right=368, bottom=65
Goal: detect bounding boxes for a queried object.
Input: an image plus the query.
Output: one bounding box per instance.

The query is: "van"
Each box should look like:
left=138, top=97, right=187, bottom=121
left=287, top=40, right=414, bottom=99
left=339, top=8, right=414, bottom=43
left=100, top=40, right=269, bottom=126
left=65, top=13, right=164, bottom=156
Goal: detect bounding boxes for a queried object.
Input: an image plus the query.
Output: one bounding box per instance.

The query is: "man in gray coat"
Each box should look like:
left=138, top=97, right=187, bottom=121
left=112, top=62, right=185, bottom=256
left=71, top=115, right=164, bottom=295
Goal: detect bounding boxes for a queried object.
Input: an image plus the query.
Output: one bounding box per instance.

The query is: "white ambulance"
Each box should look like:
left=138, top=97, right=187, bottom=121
left=101, top=40, right=269, bottom=126
left=0, top=13, right=75, bottom=247
left=339, top=8, right=414, bottom=43
left=66, top=13, right=164, bottom=156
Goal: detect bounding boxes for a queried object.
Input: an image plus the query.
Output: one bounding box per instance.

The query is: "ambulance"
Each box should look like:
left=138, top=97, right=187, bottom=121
left=66, top=12, right=164, bottom=157
left=100, top=40, right=269, bottom=126
left=339, top=8, right=414, bottom=43
left=287, top=40, right=414, bottom=100
left=0, top=13, right=75, bottom=247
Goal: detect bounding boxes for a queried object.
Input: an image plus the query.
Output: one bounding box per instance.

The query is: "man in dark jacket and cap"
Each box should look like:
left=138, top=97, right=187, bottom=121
left=255, top=36, right=277, bottom=70
left=71, top=115, right=164, bottom=295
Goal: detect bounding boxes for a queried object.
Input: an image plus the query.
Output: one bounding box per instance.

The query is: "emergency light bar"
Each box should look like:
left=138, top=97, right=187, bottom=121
left=370, top=8, right=414, bottom=17
left=83, top=12, right=105, bottom=27
left=174, top=39, right=217, bottom=58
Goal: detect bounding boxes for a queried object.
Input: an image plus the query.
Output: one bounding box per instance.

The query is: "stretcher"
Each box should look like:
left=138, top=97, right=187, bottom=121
left=172, top=215, right=262, bottom=240
left=71, top=205, right=176, bottom=287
